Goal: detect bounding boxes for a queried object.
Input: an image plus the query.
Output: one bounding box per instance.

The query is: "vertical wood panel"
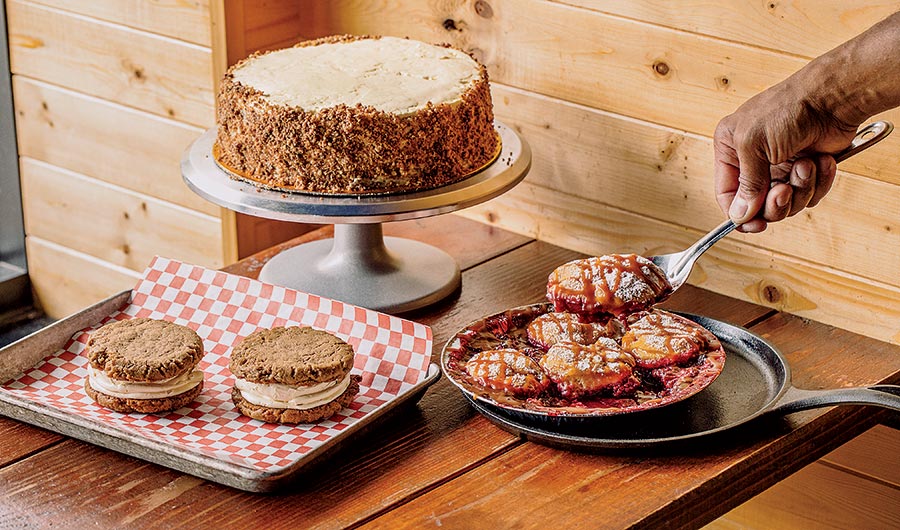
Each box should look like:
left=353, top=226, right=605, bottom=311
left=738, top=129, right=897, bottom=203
left=223, top=0, right=309, bottom=64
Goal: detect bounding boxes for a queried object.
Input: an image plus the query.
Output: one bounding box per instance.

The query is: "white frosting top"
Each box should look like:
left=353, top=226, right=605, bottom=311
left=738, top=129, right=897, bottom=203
left=231, top=36, right=481, bottom=116
left=234, top=374, right=352, bottom=410
left=88, top=365, right=203, bottom=400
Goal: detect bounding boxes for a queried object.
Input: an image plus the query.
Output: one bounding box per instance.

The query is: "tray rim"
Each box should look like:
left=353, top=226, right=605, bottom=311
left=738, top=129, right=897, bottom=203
left=0, top=289, right=441, bottom=492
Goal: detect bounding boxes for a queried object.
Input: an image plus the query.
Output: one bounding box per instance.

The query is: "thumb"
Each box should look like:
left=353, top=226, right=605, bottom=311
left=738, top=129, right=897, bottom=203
left=730, top=148, right=771, bottom=225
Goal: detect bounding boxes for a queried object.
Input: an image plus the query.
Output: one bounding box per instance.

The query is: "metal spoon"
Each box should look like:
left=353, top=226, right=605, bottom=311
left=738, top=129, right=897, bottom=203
left=650, top=120, right=893, bottom=293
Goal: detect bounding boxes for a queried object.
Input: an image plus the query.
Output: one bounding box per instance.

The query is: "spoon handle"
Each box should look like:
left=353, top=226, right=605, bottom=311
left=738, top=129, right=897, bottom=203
left=834, top=121, right=893, bottom=163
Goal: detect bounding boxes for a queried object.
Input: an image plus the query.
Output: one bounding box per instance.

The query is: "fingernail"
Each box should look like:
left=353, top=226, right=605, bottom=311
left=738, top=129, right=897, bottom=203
left=775, top=192, right=790, bottom=208
left=729, top=196, right=750, bottom=223
left=796, top=160, right=811, bottom=182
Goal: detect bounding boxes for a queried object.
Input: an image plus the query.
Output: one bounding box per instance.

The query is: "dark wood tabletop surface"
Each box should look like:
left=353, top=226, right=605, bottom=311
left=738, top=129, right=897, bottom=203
left=1, top=215, right=898, bottom=529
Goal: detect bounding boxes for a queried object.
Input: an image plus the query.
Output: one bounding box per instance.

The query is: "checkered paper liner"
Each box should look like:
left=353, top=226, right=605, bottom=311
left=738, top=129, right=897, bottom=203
left=0, top=257, right=432, bottom=472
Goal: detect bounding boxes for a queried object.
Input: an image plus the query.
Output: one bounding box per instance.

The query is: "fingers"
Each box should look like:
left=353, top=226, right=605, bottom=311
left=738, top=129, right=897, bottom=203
left=712, top=118, right=836, bottom=232
left=787, top=158, right=815, bottom=217
left=730, top=140, right=772, bottom=225
left=736, top=217, right=768, bottom=233
left=808, top=154, right=836, bottom=208
left=764, top=181, right=792, bottom=222
left=713, top=122, right=741, bottom=217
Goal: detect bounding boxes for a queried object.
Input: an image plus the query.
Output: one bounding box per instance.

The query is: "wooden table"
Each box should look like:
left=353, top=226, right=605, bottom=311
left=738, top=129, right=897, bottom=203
left=2, top=216, right=898, bottom=529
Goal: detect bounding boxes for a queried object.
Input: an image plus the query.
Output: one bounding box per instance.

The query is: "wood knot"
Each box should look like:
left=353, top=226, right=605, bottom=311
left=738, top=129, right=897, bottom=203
left=485, top=211, right=497, bottom=223
left=762, top=284, right=782, bottom=304
left=716, top=75, right=730, bottom=89
left=474, top=0, right=493, bottom=18
left=652, top=61, right=670, bottom=77
left=11, top=36, right=43, bottom=49
left=443, top=19, right=459, bottom=31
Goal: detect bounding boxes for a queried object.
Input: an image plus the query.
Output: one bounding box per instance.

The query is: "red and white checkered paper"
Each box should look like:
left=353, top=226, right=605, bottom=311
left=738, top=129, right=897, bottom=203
left=0, top=257, right=432, bottom=472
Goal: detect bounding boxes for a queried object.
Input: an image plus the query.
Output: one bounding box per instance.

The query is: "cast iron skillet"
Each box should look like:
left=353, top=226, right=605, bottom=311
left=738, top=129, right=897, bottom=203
left=443, top=307, right=900, bottom=449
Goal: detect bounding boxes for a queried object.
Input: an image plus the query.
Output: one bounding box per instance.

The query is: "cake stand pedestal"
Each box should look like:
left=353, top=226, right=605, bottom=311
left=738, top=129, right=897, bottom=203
left=181, top=121, right=531, bottom=313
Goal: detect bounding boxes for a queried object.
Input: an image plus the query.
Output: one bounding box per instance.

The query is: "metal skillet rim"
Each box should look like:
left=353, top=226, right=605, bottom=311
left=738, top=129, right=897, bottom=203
left=440, top=304, right=737, bottom=421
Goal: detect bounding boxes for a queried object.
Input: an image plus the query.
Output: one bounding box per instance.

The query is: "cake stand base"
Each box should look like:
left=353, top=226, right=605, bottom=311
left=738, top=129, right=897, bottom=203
left=258, top=223, right=460, bottom=313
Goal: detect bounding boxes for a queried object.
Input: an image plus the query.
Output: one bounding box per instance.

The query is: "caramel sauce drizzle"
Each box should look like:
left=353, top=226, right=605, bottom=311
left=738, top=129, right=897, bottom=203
left=626, top=312, right=707, bottom=356
left=529, top=313, right=585, bottom=346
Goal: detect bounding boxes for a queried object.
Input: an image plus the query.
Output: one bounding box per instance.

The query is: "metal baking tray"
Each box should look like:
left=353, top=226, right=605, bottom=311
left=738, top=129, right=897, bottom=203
left=0, top=289, right=441, bottom=492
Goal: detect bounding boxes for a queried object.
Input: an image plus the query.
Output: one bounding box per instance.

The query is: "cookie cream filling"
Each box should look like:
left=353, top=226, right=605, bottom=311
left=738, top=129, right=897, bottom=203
left=234, top=374, right=352, bottom=410
left=88, top=365, right=203, bottom=399
left=232, top=36, right=480, bottom=115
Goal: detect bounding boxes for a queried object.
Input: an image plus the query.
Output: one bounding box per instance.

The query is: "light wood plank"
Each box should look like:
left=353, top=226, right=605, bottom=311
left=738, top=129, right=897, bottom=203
left=25, top=237, right=140, bottom=319
left=822, top=424, right=900, bottom=486
left=707, top=460, right=900, bottom=530
left=553, top=0, right=900, bottom=59
left=20, top=158, right=224, bottom=271
left=12, top=76, right=217, bottom=216
left=489, top=84, right=900, bottom=289
left=297, top=0, right=900, bottom=185
left=25, top=0, right=213, bottom=46
left=458, top=180, right=900, bottom=344
left=7, top=0, right=214, bottom=126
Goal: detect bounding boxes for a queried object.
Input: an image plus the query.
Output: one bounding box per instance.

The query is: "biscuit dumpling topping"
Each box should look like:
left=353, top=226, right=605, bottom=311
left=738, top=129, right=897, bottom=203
left=526, top=311, right=623, bottom=350
left=465, top=349, right=550, bottom=398
left=621, top=311, right=710, bottom=368
left=546, top=254, right=672, bottom=319
left=539, top=339, right=636, bottom=399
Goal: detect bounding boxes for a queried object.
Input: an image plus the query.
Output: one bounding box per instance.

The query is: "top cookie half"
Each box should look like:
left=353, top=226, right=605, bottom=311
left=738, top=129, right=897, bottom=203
left=86, top=318, right=204, bottom=382
left=229, top=326, right=356, bottom=386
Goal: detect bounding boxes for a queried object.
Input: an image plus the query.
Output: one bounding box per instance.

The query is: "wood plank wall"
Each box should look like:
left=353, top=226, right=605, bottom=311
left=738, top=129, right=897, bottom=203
left=5, top=0, right=226, bottom=318
left=293, top=0, right=900, bottom=346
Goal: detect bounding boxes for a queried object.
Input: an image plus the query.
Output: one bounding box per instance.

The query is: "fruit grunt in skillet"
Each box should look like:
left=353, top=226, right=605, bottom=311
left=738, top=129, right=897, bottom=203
left=443, top=254, right=726, bottom=416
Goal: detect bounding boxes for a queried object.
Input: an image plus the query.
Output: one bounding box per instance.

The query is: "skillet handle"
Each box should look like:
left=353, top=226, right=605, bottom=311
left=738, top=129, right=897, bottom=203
left=772, top=385, right=900, bottom=415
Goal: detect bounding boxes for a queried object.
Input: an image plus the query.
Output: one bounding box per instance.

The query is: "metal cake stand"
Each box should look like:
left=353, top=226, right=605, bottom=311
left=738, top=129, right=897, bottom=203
left=181, top=121, right=531, bottom=313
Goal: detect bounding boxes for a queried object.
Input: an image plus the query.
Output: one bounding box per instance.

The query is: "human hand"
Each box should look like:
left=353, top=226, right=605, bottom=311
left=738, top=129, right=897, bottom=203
left=713, top=84, right=857, bottom=233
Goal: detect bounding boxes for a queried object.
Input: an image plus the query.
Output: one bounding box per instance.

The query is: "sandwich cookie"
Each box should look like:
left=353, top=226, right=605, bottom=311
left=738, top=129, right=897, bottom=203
left=85, top=318, right=205, bottom=413
left=229, top=326, right=361, bottom=423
